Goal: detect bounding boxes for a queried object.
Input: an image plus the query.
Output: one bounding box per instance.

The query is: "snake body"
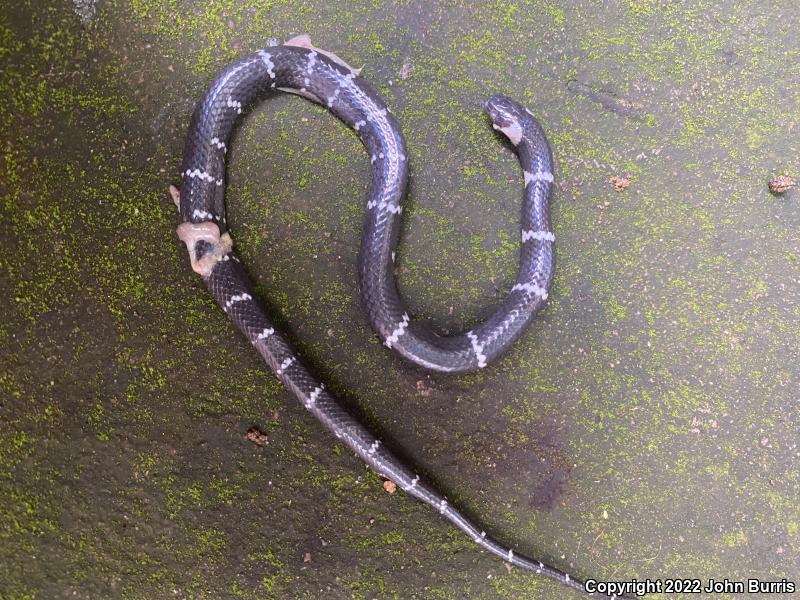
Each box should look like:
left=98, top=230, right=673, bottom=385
left=175, top=35, right=627, bottom=598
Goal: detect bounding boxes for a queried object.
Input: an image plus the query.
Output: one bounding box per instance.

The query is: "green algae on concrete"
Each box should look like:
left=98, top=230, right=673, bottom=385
left=1, top=0, right=799, bottom=599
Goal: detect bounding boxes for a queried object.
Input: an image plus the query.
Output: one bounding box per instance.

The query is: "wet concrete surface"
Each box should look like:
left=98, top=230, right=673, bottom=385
left=1, top=1, right=798, bottom=598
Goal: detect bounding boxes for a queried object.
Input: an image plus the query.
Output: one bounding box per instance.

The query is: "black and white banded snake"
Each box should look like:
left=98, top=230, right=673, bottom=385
left=172, top=35, right=633, bottom=599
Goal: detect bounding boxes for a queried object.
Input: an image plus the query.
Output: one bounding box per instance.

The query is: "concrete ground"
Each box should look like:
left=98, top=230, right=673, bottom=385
left=1, top=1, right=798, bottom=598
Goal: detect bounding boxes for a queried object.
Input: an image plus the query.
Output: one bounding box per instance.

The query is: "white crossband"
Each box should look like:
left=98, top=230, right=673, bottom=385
left=522, top=229, right=555, bottom=243
left=467, top=331, right=487, bottom=368
left=184, top=168, right=222, bottom=186
left=507, top=549, right=514, bottom=561
left=305, top=385, right=323, bottom=409
left=327, top=87, right=341, bottom=107
left=225, top=293, right=251, bottom=309
left=257, top=51, right=276, bottom=78
left=256, top=328, right=274, bottom=340
left=210, top=137, right=226, bottom=152
left=524, top=169, right=554, bottom=186
left=192, top=209, right=217, bottom=221
left=438, top=499, right=448, bottom=513
left=277, top=356, right=295, bottom=375
left=367, top=199, right=402, bottom=214
left=408, top=475, right=419, bottom=490
left=226, top=97, right=242, bottom=114
left=384, top=313, right=410, bottom=348
left=367, top=440, right=381, bottom=455
left=512, top=283, right=548, bottom=299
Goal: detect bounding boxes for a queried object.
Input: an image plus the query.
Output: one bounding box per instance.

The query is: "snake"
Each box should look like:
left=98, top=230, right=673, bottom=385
left=173, top=34, right=632, bottom=599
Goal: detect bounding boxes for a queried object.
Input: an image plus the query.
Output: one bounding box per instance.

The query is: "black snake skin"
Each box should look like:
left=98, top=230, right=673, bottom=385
left=173, top=36, right=632, bottom=599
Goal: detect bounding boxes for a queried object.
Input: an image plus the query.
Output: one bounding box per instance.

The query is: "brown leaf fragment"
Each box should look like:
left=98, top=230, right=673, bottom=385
left=416, top=379, right=433, bottom=396
left=608, top=175, right=631, bottom=191
left=383, top=479, right=397, bottom=494
left=768, top=175, right=795, bottom=194
left=245, top=427, right=268, bottom=446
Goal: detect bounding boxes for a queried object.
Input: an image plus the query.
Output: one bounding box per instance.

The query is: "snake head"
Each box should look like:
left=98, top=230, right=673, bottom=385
left=484, top=95, right=527, bottom=146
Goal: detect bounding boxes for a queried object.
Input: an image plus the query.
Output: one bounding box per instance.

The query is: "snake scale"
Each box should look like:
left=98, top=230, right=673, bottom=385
left=173, top=35, right=632, bottom=599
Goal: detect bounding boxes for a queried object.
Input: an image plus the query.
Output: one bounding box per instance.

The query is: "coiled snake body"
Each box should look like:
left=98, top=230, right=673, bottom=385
left=174, top=35, right=628, bottom=598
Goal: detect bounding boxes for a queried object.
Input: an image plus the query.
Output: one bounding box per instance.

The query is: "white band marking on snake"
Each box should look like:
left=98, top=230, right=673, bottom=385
left=384, top=313, right=410, bottom=347
left=524, top=170, right=554, bottom=186
left=210, top=137, right=226, bottom=152
left=225, top=293, right=252, bottom=310
left=277, top=356, right=295, bottom=375
left=184, top=169, right=221, bottom=185
left=305, top=385, right=324, bottom=409
left=257, top=51, right=276, bottom=78
left=256, top=328, right=274, bottom=340
left=226, top=97, right=242, bottom=114
left=467, top=331, right=487, bottom=368
left=327, top=86, right=341, bottom=107
left=522, top=230, right=555, bottom=243
left=511, top=283, right=548, bottom=299
left=367, top=199, right=402, bottom=214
